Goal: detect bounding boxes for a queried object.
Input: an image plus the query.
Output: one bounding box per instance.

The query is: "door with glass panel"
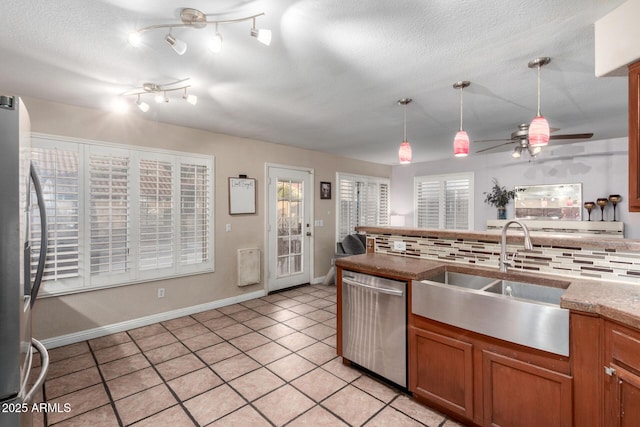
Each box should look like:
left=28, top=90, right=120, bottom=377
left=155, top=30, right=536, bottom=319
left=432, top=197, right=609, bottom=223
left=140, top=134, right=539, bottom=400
left=267, top=166, right=312, bottom=292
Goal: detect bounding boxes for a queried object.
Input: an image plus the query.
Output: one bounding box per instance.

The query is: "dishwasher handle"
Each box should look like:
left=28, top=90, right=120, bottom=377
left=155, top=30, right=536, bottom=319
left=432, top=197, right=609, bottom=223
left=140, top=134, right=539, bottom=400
left=342, top=277, right=404, bottom=297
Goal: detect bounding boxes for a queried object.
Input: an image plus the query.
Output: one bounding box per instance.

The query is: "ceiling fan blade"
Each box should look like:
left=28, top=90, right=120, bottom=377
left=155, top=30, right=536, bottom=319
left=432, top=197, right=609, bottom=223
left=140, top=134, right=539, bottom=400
left=550, top=133, right=594, bottom=140
left=474, top=138, right=513, bottom=143
left=476, top=142, right=513, bottom=153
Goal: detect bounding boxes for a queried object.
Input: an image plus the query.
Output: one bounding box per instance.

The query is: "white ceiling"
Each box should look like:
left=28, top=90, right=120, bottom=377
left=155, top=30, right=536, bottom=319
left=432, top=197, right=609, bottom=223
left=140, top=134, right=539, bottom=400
left=0, top=0, right=629, bottom=165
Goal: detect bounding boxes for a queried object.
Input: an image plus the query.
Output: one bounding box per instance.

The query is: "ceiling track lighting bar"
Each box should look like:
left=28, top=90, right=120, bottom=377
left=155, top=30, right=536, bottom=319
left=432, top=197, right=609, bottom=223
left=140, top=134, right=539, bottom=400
left=128, top=8, right=271, bottom=52
left=132, top=11, right=266, bottom=35
left=121, top=78, right=197, bottom=112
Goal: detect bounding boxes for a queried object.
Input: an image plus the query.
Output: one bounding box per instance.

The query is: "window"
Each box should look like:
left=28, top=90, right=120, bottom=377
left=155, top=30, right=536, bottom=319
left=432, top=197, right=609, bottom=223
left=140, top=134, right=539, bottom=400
left=31, top=135, right=214, bottom=295
left=337, top=173, right=390, bottom=241
left=414, top=172, right=474, bottom=230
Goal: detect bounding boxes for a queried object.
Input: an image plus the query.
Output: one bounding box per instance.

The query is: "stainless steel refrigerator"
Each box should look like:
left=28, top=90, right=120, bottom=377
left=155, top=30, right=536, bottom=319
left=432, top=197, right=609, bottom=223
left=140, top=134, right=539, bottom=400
left=0, top=96, right=49, bottom=427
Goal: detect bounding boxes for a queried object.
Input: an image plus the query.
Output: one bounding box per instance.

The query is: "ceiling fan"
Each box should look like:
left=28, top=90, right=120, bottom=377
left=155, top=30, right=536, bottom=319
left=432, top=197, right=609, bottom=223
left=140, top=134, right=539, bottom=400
left=475, top=123, right=594, bottom=155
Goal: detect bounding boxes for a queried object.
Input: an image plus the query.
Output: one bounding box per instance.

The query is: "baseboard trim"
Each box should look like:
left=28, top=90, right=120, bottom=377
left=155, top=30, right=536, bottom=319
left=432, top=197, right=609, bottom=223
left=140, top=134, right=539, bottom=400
left=40, top=290, right=266, bottom=349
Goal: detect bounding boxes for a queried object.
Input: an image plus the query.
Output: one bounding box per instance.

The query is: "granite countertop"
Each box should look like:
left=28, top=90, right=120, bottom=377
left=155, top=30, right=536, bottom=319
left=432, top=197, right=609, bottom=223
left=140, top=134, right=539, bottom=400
left=336, top=252, right=640, bottom=330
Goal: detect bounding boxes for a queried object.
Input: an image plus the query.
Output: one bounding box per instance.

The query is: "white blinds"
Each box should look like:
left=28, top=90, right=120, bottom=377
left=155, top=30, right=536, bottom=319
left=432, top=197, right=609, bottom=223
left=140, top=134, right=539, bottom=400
left=31, top=135, right=214, bottom=295
left=337, top=173, right=390, bottom=241
left=414, top=173, right=473, bottom=230
left=139, top=159, right=173, bottom=270
left=180, top=162, right=210, bottom=266
left=89, top=151, right=131, bottom=275
left=31, top=147, right=80, bottom=281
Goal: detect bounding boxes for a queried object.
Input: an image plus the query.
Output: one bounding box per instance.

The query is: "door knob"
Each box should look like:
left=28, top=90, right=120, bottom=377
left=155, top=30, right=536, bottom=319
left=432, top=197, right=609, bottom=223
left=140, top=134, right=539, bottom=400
left=306, top=232, right=312, bottom=236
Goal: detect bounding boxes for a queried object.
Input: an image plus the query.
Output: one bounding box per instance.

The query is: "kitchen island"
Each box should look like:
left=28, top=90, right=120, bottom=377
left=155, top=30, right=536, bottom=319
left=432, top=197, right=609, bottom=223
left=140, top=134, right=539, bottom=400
left=336, top=227, right=640, bottom=427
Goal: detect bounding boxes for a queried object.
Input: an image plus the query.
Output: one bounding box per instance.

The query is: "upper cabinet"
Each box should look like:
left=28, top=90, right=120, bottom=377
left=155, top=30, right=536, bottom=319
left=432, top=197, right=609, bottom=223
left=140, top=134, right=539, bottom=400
left=630, top=61, right=640, bottom=212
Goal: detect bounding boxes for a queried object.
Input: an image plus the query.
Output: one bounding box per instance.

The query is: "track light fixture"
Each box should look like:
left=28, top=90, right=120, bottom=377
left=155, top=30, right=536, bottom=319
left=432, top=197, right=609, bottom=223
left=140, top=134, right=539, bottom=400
left=121, top=78, right=197, bottom=113
left=128, top=8, right=270, bottom=55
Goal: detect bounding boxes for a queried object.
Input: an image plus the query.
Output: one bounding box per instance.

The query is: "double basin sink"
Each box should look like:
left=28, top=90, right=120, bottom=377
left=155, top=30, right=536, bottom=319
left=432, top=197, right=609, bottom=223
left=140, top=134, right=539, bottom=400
left=412, top=271, right=570, bottom=356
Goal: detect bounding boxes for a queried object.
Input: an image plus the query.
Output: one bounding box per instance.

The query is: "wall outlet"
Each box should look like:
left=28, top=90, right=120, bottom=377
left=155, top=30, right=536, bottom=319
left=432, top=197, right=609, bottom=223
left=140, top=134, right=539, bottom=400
left=157, top=288, right=165, bottom=298
left=225, top=223, right=232, bottom=232
left=393, top=241, right=407, bottom=251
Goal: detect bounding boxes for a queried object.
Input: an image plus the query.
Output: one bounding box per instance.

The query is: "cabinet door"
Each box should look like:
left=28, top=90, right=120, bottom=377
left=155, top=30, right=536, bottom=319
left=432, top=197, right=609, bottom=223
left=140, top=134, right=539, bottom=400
left=482, top=350, right=572, bottom=427
left=409, top=326, right=474, bottom=419
left=629, top=61, right=640, bottom=212
left=607, top=365, right=640, bottom=427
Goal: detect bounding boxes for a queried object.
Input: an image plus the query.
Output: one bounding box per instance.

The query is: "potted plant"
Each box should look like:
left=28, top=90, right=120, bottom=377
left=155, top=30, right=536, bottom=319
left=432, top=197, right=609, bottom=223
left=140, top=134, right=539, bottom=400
left=484, top=178, right=517, bottom=219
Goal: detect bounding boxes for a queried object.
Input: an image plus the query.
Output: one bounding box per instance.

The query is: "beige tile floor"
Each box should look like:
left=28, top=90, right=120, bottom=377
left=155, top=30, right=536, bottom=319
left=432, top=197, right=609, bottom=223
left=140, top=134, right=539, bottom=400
left=32, top=284, right=465, bottom=426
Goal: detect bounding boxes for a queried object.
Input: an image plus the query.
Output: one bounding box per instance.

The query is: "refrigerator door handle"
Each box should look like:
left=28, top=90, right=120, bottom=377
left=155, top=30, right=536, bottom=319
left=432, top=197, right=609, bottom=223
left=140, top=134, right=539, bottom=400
left=22, top=338, right=49, bottom=403
left=29, top=163, right=47, bottom=307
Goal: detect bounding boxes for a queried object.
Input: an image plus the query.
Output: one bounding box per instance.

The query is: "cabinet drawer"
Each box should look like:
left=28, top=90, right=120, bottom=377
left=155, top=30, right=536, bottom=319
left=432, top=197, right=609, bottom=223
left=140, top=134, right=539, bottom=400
left=610, top=324, right=640, bottom=373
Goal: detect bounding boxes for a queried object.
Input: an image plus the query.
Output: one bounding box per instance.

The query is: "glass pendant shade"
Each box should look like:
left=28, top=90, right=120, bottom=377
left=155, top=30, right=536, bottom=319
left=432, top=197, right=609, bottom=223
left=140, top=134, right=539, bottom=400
left=453, top=131, right=469, bottom=157
left=399, top=140, right=412, bottom=164
left=529, top=115, right=550, bottom=147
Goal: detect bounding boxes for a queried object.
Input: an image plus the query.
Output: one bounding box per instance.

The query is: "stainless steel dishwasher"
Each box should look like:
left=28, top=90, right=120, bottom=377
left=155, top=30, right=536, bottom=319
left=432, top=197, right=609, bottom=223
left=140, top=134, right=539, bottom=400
left=342, top=270, right=407, bottom=387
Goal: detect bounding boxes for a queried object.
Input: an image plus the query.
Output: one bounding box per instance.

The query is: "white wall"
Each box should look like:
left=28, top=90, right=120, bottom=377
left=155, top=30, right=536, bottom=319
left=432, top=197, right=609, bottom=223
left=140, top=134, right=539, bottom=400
left=391, top=137, right=640, bottom=238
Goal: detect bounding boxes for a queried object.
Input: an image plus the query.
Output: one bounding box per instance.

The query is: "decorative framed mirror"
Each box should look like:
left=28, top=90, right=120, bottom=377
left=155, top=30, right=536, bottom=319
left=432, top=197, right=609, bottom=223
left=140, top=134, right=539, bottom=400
left=514, top=183, right=582, bottom=220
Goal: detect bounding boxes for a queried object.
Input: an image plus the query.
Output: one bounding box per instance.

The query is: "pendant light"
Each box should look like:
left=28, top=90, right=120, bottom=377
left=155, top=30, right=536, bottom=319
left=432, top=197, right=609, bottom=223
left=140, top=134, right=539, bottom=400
left=528, top=57, right=551, bottom=147
left=452, top=81, right=471, bottom=157
left=397, top=98, right=412, bottom=164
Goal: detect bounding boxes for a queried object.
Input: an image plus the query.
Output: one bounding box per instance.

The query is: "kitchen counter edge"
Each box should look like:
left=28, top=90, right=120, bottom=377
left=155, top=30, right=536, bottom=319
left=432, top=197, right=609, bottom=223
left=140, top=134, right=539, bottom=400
left=335, top=253, right=640, bottom=330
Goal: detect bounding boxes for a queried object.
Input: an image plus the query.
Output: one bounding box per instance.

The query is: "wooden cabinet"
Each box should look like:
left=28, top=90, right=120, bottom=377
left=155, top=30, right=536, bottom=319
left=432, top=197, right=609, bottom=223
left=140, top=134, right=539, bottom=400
left=409, top=325, right=474, bottom=420
left=482, top=350, right=572, bottom=427
left=629, top=61, right=640, bottom=212
left=604, top=321, right=640, bottom=426
left=409, top=314, right=572, bottom=427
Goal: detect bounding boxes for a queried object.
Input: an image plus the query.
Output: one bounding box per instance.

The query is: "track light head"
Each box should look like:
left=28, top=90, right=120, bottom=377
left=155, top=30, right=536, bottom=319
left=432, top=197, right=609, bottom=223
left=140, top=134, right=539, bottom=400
left=128, top=32, right=142, bottom=47
left=209, top=32, right=223, bottom=53
left=251, top=18, right=272, bottom=45
left=165, top=33, right=187, bottom=55
left=136, top=95, right=150, bottom=112
left=183, top=88, right=197, bottom=105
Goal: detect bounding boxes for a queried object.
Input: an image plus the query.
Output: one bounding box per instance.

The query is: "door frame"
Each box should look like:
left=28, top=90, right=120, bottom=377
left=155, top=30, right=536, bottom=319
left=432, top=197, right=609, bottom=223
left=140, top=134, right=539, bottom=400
left=264, top=163, right=314, bottom=293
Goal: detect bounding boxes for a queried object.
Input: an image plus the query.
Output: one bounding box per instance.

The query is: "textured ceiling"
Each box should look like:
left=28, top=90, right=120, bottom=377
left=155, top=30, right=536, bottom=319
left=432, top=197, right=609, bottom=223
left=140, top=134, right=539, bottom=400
left=0, top=0, right=629, bottom=164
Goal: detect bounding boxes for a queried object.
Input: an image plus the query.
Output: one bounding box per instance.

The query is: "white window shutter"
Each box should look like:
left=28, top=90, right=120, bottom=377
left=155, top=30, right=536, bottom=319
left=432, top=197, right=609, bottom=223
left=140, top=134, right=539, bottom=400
left=139, top=158, right=174, bottom=270
left=415, top=173, right=473, bottom=230
left=88, top=150, right=131, bottom=276
left=31, top=147, right=80, bottom=282
left=180, top=162, right=210, bottom=266
left=337, top=173, right=390, bottom=242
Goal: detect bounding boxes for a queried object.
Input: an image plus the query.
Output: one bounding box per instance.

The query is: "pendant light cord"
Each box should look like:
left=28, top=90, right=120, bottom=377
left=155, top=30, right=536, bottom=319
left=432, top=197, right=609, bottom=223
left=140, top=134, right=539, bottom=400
left=403, top=103, right=407, bottom=141
left=536, top=64, right=541, bottom=116
left=459, top=86, right=464, bottom=131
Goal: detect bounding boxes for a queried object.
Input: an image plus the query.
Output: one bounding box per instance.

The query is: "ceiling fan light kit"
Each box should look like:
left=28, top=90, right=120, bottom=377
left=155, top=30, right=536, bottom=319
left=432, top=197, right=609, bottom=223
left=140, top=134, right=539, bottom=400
left=528, top=56, right=551, bottom=148
left=128, top=8, right=271, bottom=55
left=398, top=98, right=413, bottom=164
left=453, top=80, right=471, bottom=157
left=473, top=56, right=594, bottom=159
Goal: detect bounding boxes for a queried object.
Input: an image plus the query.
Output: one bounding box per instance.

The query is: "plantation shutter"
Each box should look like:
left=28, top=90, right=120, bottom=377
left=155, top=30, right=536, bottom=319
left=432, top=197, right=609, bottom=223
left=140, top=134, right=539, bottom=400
left=415, top=180, right=441, bottom=229
left=415, top=173, right=474, bottom=230
left=139, top=158, right=174, bottom=270
left=88, top=149, right=131, bottom=276
left=180, top=161, right=211, bottom=266
left=444, top=178, right=471, bottom=230
left=337, top=173, right=390, bottom=241
left=31, top=146, right=80, bottom=282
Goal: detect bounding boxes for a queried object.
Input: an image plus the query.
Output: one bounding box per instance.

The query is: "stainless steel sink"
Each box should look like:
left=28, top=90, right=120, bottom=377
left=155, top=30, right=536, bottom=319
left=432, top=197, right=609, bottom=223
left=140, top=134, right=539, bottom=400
left=413, top=272, right=569, bottom=356
left=426, top=271, right=497, bottom=289
left=483, top=280, right=565, bottom=305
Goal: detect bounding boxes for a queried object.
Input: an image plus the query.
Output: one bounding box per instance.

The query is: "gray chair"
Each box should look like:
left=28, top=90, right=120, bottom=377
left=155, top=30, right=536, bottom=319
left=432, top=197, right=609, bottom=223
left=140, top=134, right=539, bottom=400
left=325, top=234, right=367, bottom=285
left=335, top=233, right=367, bottom=257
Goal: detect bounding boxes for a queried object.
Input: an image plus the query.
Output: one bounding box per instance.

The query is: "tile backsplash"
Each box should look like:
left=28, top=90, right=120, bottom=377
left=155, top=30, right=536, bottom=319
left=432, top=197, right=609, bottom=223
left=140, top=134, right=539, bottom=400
left=370, top=233, right=640, bottom=285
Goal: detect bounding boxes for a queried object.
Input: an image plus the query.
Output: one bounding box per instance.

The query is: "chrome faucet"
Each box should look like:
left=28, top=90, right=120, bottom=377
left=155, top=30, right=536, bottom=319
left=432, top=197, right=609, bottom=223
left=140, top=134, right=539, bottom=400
left=500, top=220, right=533, bottom=272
